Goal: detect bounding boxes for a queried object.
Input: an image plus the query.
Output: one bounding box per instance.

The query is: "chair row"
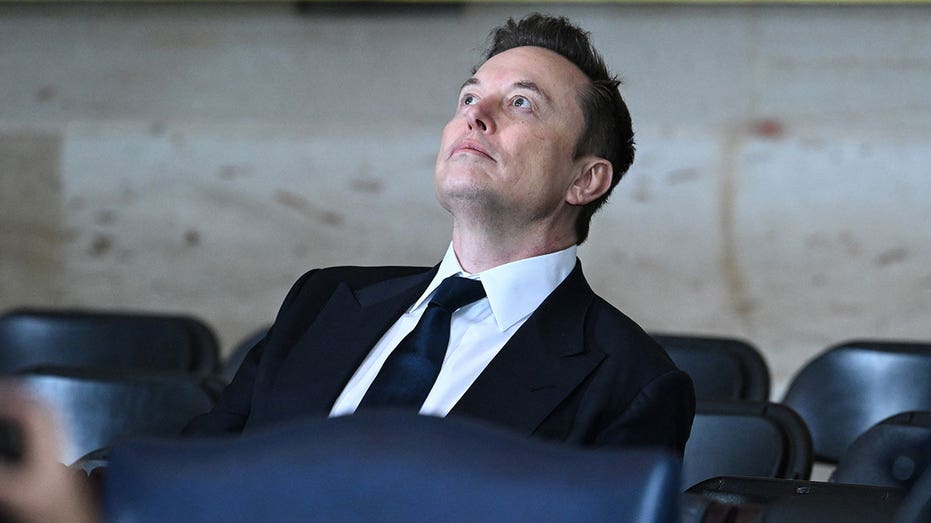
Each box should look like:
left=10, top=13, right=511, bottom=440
left=3, top=309, right=926, bottom=401
left=0, top=365, right=928, bottom=523
left=3, top=308, right=929, bottom=466
left=686, top=404, right=931, bottom=489
left=654, top=333, right=931, bottom=465
left=3, top=362, right=926, bottom=497
left=685, top=411, right=930, bottom=521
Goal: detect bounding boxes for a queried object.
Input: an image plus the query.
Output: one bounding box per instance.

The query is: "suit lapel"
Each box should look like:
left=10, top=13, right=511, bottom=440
left=272, top=267, right=438, bottom=414
left=451, top=263, right=605, bottom=436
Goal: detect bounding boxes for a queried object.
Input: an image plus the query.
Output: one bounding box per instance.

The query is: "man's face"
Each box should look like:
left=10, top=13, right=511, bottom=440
left=434, top=46, right=590, bottom=227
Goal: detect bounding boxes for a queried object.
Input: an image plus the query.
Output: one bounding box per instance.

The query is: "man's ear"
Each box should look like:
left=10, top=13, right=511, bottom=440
left=566, top=158, right=613, bottom=206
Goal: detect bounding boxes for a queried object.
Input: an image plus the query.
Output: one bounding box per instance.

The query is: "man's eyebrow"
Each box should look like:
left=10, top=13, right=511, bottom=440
left=513, top=81, right=551, bottom=103
left=458, top=77, right=479, bottom=93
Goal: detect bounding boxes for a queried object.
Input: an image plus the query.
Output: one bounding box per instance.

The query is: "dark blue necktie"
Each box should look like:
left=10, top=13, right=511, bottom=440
left=359, top=276, right=486, bottom=409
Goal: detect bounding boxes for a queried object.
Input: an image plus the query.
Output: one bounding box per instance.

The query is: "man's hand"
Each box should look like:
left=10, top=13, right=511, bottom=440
left=0, top=384, right=98, bottom=523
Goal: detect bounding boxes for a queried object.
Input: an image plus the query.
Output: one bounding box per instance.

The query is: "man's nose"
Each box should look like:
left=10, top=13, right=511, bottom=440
left=465, top=100, right=495, bottom=134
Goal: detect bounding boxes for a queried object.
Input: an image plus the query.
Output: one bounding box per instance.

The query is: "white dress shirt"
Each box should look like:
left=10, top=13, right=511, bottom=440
left=329, top=242, right=578, bottom=418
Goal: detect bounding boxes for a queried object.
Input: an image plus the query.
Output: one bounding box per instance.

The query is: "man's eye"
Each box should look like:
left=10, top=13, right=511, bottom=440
left=512, top=96, right=531, bottom=109
left=462, top=95, right=477, bottom=106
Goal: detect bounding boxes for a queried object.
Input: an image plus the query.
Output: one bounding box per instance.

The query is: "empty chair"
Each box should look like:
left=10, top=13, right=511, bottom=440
left=782, top=340, right=931, bottom=463
left=652, top=333, right=770, bottom=401
left=833, top=411, right=931, bottom=490
left=682, top=400, right=813, bottom=489
left=104, top=411, right=682, bottom=523
left=0, top=308, right=219, bottom=376
left=14, top=366, right=215, bottom=464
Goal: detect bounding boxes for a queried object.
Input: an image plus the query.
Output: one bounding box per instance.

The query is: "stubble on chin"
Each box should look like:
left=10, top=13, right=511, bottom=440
left=437, top=179, right=489, bottom=213
left=437, top=183, right=512, bottom=235
left=435, top=158, right=508, bottom=221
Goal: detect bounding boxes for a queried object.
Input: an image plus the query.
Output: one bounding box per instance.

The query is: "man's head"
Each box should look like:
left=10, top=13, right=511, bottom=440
left=434, top=14, right=634, bottom=246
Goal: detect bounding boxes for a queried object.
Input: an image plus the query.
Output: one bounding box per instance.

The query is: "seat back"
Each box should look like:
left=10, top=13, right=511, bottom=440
left=105, top=411, right=681, bottom=523
left=16, top=366, right=214, bottom=464
left=0, top=308, right=219, bottom=376
left=682, top=400, right=812, bottom=489
left=652, top=334, right=770, bottom=401
left=782, top=340, right=931, bottom=462
left=834, top=411, right=931, bottom=489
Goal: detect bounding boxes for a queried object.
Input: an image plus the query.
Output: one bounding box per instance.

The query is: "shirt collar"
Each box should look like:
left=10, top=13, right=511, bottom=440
left=410, top=242, right=578, bottom=332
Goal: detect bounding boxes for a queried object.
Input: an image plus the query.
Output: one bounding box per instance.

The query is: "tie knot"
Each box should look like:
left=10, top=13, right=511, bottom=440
left=430, top=276, right=486, bottom=312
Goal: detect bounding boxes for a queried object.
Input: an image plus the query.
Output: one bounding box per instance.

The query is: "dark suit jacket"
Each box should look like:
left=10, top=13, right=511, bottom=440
left=185, top=262, right=695, bottom=454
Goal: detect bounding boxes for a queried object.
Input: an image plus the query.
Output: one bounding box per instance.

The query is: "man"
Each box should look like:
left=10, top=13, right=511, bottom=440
left=0, top=14, right=693, bottom=522
left=183, top=14, right=695, bottom=452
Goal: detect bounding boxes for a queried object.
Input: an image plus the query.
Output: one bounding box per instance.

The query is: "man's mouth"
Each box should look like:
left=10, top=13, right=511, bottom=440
left=451, top=140, right=495, bottom=162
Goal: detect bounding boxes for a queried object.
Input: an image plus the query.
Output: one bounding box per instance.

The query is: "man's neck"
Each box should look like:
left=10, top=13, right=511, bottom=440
left=450, top=222, right=577, bottom=274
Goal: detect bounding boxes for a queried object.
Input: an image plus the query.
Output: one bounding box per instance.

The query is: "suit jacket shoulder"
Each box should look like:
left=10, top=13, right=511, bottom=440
left=451, top=262, right=694, bottom=454
left=580, top=294, right=695, bottom=452
left=183, top=265, right=434, bottom=435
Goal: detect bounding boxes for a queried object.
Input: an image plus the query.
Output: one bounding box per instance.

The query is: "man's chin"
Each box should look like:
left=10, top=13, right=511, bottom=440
left=437, top=182, right=510, bottom=218
left=438, top=185, right=486, bottom=204
left=436, top=168, right=488, bottom=193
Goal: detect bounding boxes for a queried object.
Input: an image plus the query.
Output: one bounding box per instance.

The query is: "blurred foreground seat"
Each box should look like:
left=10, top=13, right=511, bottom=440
left=104, top=411, right=681, bottom=523
left=0, top=308, right=219, bottom=377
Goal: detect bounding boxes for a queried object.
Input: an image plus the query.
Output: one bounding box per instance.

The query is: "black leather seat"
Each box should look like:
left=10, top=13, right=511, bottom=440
left=104, top=411, right=682, bottom=523
left=682, top=400, right=813, bottom=489
left=652, top=333, right=770, bottom=401
left=0, top=308, right=219, bottom=376
left=833, top=411, right=931, bottom=489
left=14, top=366, right=215, bottom=464
left=782, top=340, right=931, bottom=463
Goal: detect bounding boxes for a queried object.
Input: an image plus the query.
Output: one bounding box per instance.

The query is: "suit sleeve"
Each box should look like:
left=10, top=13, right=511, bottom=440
left=182, top=270, right=316, bottom=436
left=593, top=369, right=696, bottom=456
